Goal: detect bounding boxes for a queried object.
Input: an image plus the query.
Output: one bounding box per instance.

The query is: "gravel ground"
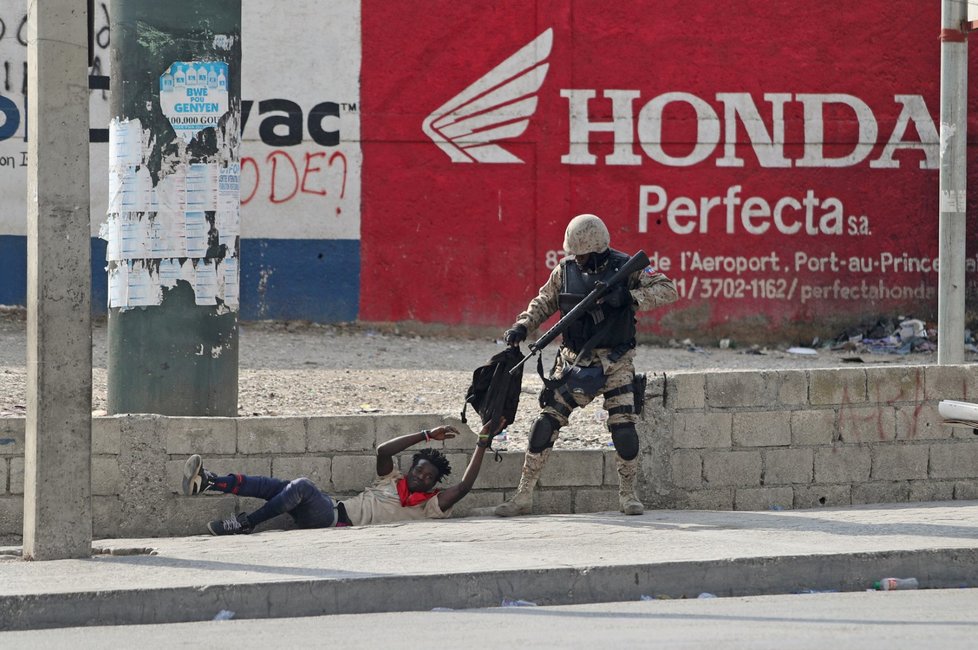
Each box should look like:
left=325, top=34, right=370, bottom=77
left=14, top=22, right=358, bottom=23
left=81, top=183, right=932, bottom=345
left=0, top=309, right=964, bottom=450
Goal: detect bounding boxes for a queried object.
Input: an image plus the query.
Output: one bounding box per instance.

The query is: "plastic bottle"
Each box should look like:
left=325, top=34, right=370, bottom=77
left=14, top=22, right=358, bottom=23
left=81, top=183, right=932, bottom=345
left=873, top=577, right=919, bottom=591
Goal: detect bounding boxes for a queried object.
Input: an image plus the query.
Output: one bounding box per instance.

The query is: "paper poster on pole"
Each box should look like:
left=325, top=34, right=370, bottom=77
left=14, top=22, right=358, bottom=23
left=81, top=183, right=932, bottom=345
left=159, top=61, right=230, bottom=142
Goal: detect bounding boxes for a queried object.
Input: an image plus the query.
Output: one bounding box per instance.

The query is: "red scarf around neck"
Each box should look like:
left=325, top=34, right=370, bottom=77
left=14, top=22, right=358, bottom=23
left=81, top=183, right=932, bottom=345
left=396, top=478, right=439, bottom=507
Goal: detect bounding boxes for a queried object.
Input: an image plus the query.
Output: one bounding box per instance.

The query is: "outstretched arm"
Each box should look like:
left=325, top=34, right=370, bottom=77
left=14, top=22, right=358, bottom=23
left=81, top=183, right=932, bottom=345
left=376, top=425, right=458, bottom=476
left=437, top=418, right=506, bottom=511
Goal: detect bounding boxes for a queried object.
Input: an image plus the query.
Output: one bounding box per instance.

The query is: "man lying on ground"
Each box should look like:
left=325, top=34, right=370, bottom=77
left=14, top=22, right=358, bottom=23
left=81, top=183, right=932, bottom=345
left=182, top=419, right=503, bottom=535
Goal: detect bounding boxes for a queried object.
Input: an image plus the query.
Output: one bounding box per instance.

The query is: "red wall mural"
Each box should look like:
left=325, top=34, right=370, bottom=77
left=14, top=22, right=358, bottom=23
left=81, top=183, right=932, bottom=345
left=361, top=0, right=978, bottom=340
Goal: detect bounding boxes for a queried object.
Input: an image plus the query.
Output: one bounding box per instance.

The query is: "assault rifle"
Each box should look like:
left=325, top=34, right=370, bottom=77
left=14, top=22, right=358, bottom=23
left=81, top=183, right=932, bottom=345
left=510, top=250, right=651, bottom=375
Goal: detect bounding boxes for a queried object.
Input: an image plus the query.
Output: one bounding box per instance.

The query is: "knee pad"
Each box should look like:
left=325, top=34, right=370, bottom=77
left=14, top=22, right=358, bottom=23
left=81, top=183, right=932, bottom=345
left=528, top=414, right=561, bottom=453
left=610, top=423, right=639, bottom=460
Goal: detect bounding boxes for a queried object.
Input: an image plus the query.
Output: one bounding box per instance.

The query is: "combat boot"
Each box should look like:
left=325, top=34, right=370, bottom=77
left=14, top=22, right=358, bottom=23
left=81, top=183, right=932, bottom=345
left=616, top=455, right=644, bottom=515
left=494, top=449, right=550, bottom=517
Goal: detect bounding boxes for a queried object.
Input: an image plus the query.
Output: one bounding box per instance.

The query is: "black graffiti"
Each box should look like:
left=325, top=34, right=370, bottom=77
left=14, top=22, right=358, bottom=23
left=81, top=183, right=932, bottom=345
left=241, top=99, right=340, bottom=147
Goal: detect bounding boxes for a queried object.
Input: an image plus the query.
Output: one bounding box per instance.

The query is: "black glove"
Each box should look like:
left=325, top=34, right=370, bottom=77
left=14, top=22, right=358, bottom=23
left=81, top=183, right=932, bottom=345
left=503, top=323, right=528, bottom=346
left=603, top=284, right=633, bottom=309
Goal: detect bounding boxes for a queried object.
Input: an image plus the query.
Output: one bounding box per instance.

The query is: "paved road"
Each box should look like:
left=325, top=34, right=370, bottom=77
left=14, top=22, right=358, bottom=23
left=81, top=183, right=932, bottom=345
left=3, top=589, right=976, bottom=649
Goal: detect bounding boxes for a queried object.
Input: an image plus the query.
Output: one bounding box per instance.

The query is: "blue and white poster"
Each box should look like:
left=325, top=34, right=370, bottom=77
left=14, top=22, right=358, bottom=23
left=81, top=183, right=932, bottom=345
left=159, top=61, right=230, bottom=142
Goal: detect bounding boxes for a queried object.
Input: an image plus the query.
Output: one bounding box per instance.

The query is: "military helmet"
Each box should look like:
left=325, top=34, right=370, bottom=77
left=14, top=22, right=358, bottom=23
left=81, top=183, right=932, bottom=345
left=563, top=214, right=610, bottom=256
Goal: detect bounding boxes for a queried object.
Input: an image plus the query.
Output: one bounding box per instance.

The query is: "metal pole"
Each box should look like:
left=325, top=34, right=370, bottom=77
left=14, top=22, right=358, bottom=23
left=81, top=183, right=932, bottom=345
left=24, top=0, right=93, bottom=560
left=106, top=0, right=241, bottom=415
left=937, top=0, right=968, bottom=364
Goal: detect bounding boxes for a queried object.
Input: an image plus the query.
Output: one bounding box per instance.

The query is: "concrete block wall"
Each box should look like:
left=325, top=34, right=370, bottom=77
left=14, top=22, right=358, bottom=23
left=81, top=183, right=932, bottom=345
left=642, top=364, right=978, bottom=510
left=1, top=363, right=976, bottom=541
left=0, top=413, right=619, bottom=541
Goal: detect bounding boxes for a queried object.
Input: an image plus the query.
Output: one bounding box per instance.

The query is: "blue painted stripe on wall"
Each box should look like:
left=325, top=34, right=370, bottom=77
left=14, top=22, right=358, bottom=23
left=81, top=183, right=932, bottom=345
left=0, top=235, right=360, bottom=323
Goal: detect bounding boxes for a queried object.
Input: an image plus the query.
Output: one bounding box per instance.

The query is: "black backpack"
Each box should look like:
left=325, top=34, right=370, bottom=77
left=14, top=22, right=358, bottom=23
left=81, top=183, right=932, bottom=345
left=461, top=345, right=524, bottom=431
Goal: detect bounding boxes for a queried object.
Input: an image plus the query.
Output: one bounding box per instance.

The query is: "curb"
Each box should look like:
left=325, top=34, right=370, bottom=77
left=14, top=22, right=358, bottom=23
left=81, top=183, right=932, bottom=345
left=2, top=547, right=976, bottom=630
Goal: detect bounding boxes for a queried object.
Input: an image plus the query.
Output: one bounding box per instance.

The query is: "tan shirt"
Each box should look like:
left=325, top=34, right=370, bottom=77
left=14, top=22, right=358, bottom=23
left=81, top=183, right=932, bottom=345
left=340, top=469, right=451, bottom=526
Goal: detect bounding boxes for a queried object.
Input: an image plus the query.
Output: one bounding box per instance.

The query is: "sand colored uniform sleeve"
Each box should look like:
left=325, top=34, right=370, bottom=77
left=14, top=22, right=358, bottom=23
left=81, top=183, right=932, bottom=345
left=630, top=266, right=678, bottom=312
left=514, top=264, right=563, bottom=334
left=340, top=469, right=451, bottom=526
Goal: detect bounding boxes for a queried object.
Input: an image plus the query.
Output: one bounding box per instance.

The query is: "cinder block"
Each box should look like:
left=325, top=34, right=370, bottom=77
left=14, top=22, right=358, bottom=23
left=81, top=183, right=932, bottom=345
left=237, top=417, right=306, bottom=454
left=778, top=370, right=808, bottom=406
left=895, top=402, right=946, bottom=441
left=163, top=417, right=238, bottom=455
left=307, top=416, right=375, bottom=453
left=852, top=482, right=910, bottom=505
left=375, top=414, right=443, bottom=446
left=790, top=409, right=836, bottom=446
left=665, top=372, right=705, bottom=409
left=533, top=489, right=573, bottom=514
left=603, top=452, right=618, bottom=486
left=953, top=480, right=978, bottom=500
left=574, top=488, right=619, bottom=514
left=925, top=364, right=978, bottom=401
left=540, top=450, right=604, bottom=487
left=866, top=366, right=924, bottom=403
left=92, top=417, right=124, bottom=455
left=671, top=450, right=703, bottom=490
left=450, top=490, right=506, bottom=517
left=272, top=457, right=332, bottom=487
left=734, top=486, right=793, bottom=511
left=0, top=496, right=24, bottom=535
left=732, top=411, right=790, bottom=447
left=909, top=480, right=954, bottom=503
left=674, top=412, right=732, bottom=449
left=436, top=418, right=479, bottom=451
left=9, top=457, right=22, bottom=495
left=950, top=425, right=978, bottom=440
left=930, top=443, right=978, bottom=479
left=683, top=488, right=733, bottom=510
left=703, top=451, right=761, bottom=487
left=330, top=455, right=378, bottom=492
left=814, top=446, right=870, bottom=483
left=165, top=494, right=245, bottom=537
left=838, top=406, right=895, bottom=443
left=872, top=445, right=928, bottom=480
left=92, top=496, right=123, bottom=538
left=763, top=448, right=813, bottom=485
left=793, top=484, right=851, bottom=508
left=473, top=451, right=526, bottom=490
left=92, top=456, right=123, bottom=496
left=0, top=419, right=24, bottom=456
left=706, top=371, right=780, bottom=408
left=810, top=368, right=866, bottom=405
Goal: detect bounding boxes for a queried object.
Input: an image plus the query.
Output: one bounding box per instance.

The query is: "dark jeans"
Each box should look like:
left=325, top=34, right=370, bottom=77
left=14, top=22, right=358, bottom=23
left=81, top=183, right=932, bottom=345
left=218, top=474, right=336, bottom=529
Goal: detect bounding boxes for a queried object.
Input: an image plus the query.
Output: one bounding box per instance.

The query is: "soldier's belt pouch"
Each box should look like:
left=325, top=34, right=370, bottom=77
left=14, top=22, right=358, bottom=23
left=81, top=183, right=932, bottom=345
left=564, top=366, right=607, bottom=395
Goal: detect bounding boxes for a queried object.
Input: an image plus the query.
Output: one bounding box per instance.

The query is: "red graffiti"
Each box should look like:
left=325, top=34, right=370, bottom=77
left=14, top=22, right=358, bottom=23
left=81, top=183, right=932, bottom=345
left=240, top=149, right=348, bottom=212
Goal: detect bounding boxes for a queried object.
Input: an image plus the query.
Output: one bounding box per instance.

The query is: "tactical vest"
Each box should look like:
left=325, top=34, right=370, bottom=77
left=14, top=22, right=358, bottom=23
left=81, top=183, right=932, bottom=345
left=557, top=249, right=637, bottom=353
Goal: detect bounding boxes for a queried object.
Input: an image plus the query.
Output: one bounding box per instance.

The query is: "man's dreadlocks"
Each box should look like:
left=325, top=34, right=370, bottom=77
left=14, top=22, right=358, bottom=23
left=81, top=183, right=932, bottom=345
left=412, top=448, right=452, bottom=482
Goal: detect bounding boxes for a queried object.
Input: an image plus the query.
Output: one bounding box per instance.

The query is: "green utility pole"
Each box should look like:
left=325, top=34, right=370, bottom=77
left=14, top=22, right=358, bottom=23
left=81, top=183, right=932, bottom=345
left=107, top=0, right=241, bottom=415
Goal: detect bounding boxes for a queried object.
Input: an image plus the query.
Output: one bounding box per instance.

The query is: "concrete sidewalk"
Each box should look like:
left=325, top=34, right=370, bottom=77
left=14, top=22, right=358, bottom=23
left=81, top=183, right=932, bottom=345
left=2, top=501, right=978, bottom=630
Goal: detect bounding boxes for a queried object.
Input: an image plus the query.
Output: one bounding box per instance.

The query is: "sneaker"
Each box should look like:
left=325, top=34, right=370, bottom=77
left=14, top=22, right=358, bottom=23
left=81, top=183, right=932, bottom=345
left=207, top=512, right=253, bottom=536
left=182, top=454, right=215, bottom=496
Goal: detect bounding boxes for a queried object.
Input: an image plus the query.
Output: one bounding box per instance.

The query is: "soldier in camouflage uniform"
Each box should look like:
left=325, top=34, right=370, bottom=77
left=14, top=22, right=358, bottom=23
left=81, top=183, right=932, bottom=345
left=496, top=214, right=678, bottom=517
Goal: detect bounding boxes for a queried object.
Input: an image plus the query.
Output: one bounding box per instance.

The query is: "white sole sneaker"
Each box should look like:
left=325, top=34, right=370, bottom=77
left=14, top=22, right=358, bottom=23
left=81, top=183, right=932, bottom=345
left=182, top=454, right=205, bottom=496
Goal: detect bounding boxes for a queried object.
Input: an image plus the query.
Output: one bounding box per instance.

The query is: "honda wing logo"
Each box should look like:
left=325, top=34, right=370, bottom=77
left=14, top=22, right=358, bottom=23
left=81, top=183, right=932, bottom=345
left=423, top=29, right=553, bottom=163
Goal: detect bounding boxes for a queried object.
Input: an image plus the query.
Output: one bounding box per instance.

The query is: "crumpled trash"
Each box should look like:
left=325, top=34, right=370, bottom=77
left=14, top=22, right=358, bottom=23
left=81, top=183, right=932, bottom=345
left=501, top=598, right=537, bottom=607
left=358, top=403, right=381, bottom=413
left=697, top=592, right=717, bottom=599
left=213, top=610, right=235, bottom=621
